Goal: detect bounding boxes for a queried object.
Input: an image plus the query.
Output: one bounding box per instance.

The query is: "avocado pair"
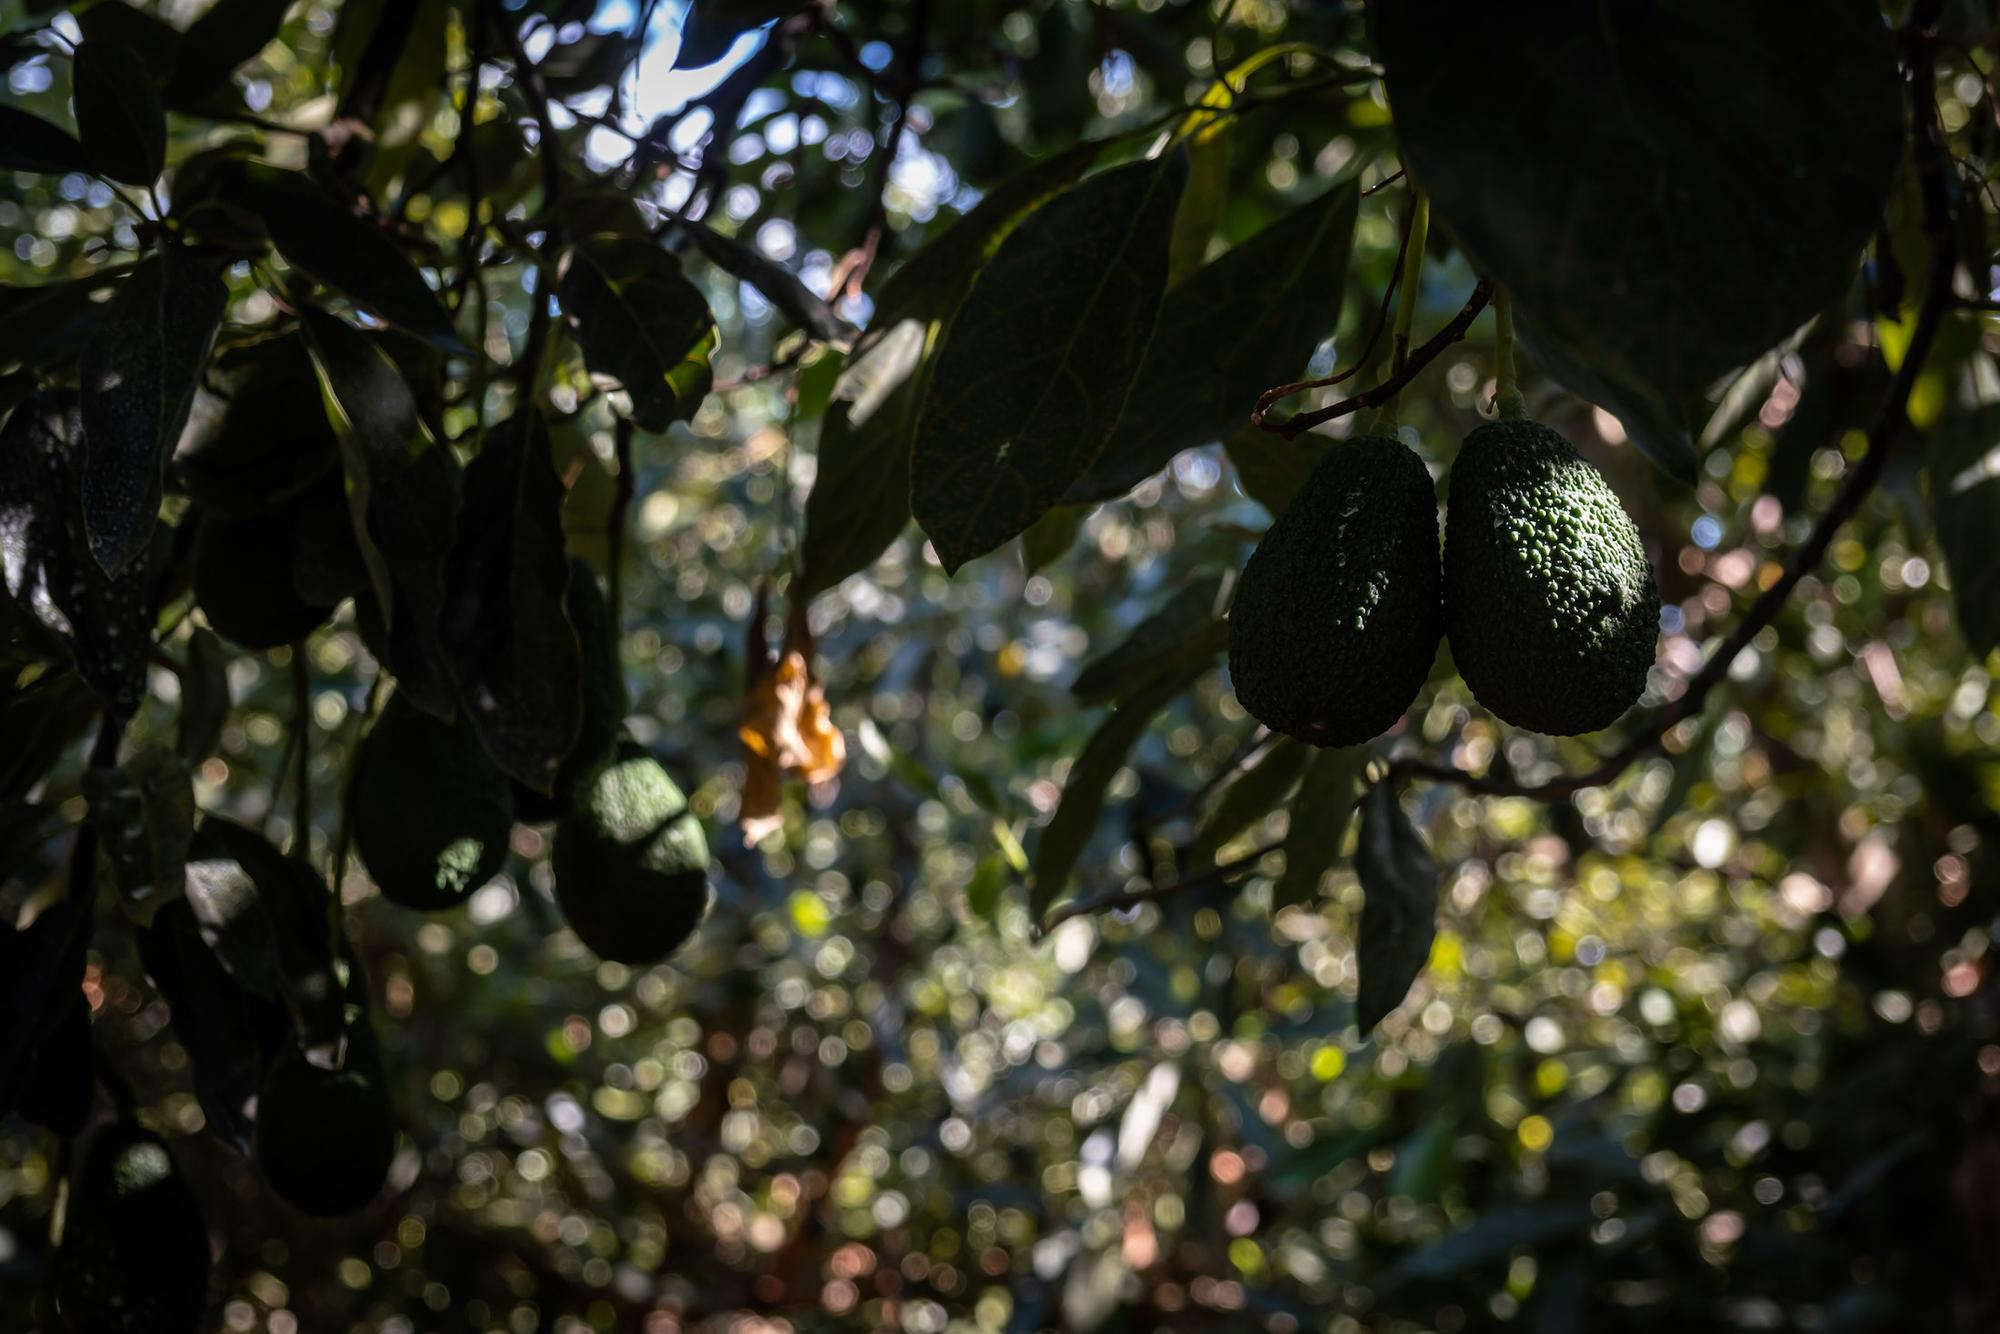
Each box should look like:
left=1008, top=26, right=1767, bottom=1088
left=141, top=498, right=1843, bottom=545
left=350, top=559, right=711, bottom=965
left=1228, top=418, right=1657, bottom=743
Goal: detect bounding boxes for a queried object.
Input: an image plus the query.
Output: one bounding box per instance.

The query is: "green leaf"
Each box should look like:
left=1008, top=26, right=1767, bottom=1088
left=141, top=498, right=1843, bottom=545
left=1030, top=666, right=1201, bottom=918
left=556, top=237, right=718, bottom=433
left=1071, top=573, right=1228, bottom=704
left=1514, top=324, right=1701, bottom=484
left=175, top=335, right=342, bottom=519
left=0, top=106, right=92, bottom=175
left=1066, top=181, right=1359, bottom=503
left=912, top=150, right=1189, bottom=572
left=1189, top=737, right=1310, bottom=866
left=1390, top=1204, right=1592, bottom=1284
left=301, top=305, right=459, bottom=718
left=163, top=0, right=294, bottom=107
left=1930, top=402, right=2000, bottom=656
left=1020, top=503, right=1088, bottom=574
left=1224, top=425, right=1318, bottom=519
left=244, top=169, right=469, bottom=355
left=82, top=745, right=193, bottom=928
left=176, top=627, right=230, bottom=766
left=1353, top=782, right=1440, bottom=1033
left=1378, top=1, right=1899, bottom=477
left=78, top=248, right=227, bottom=575
left=965, top=853, right=1007, bottom=922
left=443, top=411, right=584, bottom=792
left=72, top=39, right=166, bottom=185
left=797, top=139, right=1102, bottom=595
left=0, top=829, right=95, bottom=1117
left=1274, top=746, right=1363, bottom=908
left=0, top=268, right=128, bottom=373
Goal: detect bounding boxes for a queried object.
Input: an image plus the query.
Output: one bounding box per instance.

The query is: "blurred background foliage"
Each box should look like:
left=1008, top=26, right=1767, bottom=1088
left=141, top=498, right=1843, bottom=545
left=3, top=0, right=2000, bottom=1331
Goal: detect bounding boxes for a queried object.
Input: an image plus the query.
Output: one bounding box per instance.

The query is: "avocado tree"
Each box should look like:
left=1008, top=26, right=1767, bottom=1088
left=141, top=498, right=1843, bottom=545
left=3, top=0, right=1999, bottom=1329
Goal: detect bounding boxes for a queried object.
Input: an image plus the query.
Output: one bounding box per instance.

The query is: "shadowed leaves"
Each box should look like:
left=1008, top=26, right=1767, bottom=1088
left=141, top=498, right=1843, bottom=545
left=1354, top=782, right=1441, bottom=1032
left=558, top=237, right=718, bottom=432
left=72, top=39, right=165, bottom=185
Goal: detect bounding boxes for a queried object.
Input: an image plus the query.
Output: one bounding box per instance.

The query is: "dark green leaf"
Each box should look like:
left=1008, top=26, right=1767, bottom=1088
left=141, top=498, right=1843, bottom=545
left=301, top=305, right=459, bottom=718
left=163, top=0, right=293, bottom=106
left=75, top=1, right=182, bottom=76
left=176, top=627, right=230, bottom=766
left=912, top=151, right=1188, bottom=571
left=0, top=671, right=99, bottom=804
left=184, top=816, right=344, bottom=1046
left=1021, top=503, right=1088, bottom=575
left=557, top=237, right=717, bottom=432
left=1274, top=746, right=1363, bottom=907
left=0, top=105, right=93, bottom=175
left=443, top=411, right=583, bottom=792
left=15, top=993, right=92, bottom=1136
left=1514, top=323, right=1701, bottom=483
left=1354, top=782, right=1440, bottom=1032
left=83, top=744, right=193, bottom=928
left=1379, top=2, right=1899, bottom=478
left=797, top=139, right=1103, bottom=595
left=79, top=248, right=227, bottom=575
left=1067, top=181, right=1359, bottom=502
left=676, top=0, right=794, bottom=68
left=1071, top=573, right=1228, bottom=704
left=1189, top=737, right=1310, bottom=866
left=1225, top=425, right=1318, bottom=519
left=680, top=217, right=857, bottom=346
left=1930, top=402, right=2000, bottom=656
left=0, top=829, right=95, bottom=1118
left=1389, top=1204, right=1591, bottom=1283
left=72, top=39, right=166, bottom=186
left=1031, top=666, right=1202, bottom=918
left=965, top=853, right=1007, bottom=922
left=0, top=268, right=127, bottom=373
left=175, top=335, right=341, bottom=518
left=245, top=170, right=469, bottom=355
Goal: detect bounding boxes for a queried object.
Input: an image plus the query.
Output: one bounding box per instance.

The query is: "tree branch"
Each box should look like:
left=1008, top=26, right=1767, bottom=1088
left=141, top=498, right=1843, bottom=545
left=1038, top=839, right=1284, bottom=937
left=1387, top=11, right=1957, bottom=803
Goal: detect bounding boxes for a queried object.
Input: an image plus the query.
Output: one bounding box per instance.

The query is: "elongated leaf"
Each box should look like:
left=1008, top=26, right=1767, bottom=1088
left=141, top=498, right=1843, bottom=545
left=680, top=217, right=856, bottom=345
left=185, top=816, right=344, bottom=1046
left=176, top=627, right=230, bottom=765
left=0, top=105, right=93, bottom=175
left=444, top=412, right=583, bottom=792
left=301, top=305, right=458, bottom=717
left=1031, top=666, right=1202, bottom=917
left=1071, top=573, right=1227, bottom=703
left=0, top=829, right=95, bottom=1117
left=1274, top=747, right=1363, bottom=908
left=797, top=140, right=1103, bottom=595
left=1189, top=737, right=1309, bottom=866
left=1930, top=402, right=2000, bottom=656
left=163, top=0, right=292, bottom=106
left=1068, top=181, right=1359, bottom=502
left=1354, top=782, right=1441, bottom=1032
left=0, top=268, right=128, bottom=373
left=912, top=151, right=1189, bottom=572
left=73, top=39, right=166, bottom=185
left=247, top=171, right=468, bottom=355
left=1021, top=503, right=1087, bottom=574
left=79, top=248, right=227, bottom=575
left=1379, top=1, right=1899, bottom=477
left=557, top=238, right=717, bottom=432
left=83, top=744, right=193, bottom=928
left=1225, top=425, right=1319, bottom=519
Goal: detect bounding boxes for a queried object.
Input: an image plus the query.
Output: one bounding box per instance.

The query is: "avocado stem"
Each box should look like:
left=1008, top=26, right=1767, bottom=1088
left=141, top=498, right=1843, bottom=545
left=1492, top=288, right=1527, bottom=420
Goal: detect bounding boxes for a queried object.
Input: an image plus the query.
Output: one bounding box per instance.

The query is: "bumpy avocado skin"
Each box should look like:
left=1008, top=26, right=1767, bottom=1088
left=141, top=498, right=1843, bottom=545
left=255, top=1039, right=397, bottom=1217
left=553, top=742, right=711, bottom=964
left=1443, top=419, right=1659, bottom=735
left=352, top=692, right=515, bottom=910
left=1228, top=435, right=1444, bottom=746
left=53, top=1120, right=211, bottom=1334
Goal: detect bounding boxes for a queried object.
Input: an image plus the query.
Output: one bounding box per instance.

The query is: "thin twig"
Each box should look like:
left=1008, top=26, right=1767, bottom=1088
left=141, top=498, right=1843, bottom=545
left=1132, top=726, right=1273, bottom=837
left=491, top=0, right=566, bottom=394
left=1039, top=839, right=1283, bottom=936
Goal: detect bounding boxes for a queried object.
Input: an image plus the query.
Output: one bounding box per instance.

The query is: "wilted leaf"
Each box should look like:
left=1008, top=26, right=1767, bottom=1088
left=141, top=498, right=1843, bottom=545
left=1067, top=181, right=1358, bottom=502
left=0, top=105, right=92, bottom=175
left=83, top=745, right=194, bottom=928
left=797, top=139, right=1102, bottom=594
left=912, top=151, right=1188, bottom=571
left=1189, top=737, right=1310, bottom=866
left=72, top=39, right=166, bottom=185
left=1274, top=746, right=1362, bottom=907
left=1071, top=573, right=1228, bottom=704
left=301, top=305, right=459, bottom=718
left=1930, top=402, right=2000, bottom=656
left=245, top=169, right=469, bottom=355
left=739, top=594, right=845, bottom=847
left=444, top=411, right=583, bottom=792
left=1379, top=1, right=1899, bottom=477
left=558, top=237, right=718, bottom=432
left=1354, top=782, right=1441, bottom=1032
left=78, top=248, right=227, bottom=575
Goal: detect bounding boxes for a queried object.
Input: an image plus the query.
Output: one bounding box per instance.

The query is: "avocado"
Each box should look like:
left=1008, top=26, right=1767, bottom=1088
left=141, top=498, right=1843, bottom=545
left=1227, top=435, right=1444, bottom=746
left=254, top=1037, right=396, bottom=1217
left=351, top=692, right=514, bottom=910
left=193, top=509, right=337, bottom=649
left=512, top=558, right=626, bottom=823
left=53, top=1119, right=211, bottom=1334
left=552, top=742, right=711, bottom=964
left=1443, top=418, right=1658, bottom=734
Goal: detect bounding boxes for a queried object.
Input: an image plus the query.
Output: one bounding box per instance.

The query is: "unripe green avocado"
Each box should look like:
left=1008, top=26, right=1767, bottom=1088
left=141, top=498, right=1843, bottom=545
left=553, top=742, right=711, bottom=964
left=255, top=1037, right=397, bottom=1217
left=352, top=692, right=514, bottom=910
left=1443, top=418, right=1659, bottom=735
left=1227, top=435, right=1444, bottom=746
left=53, top=1119, right=211, bottom=1334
